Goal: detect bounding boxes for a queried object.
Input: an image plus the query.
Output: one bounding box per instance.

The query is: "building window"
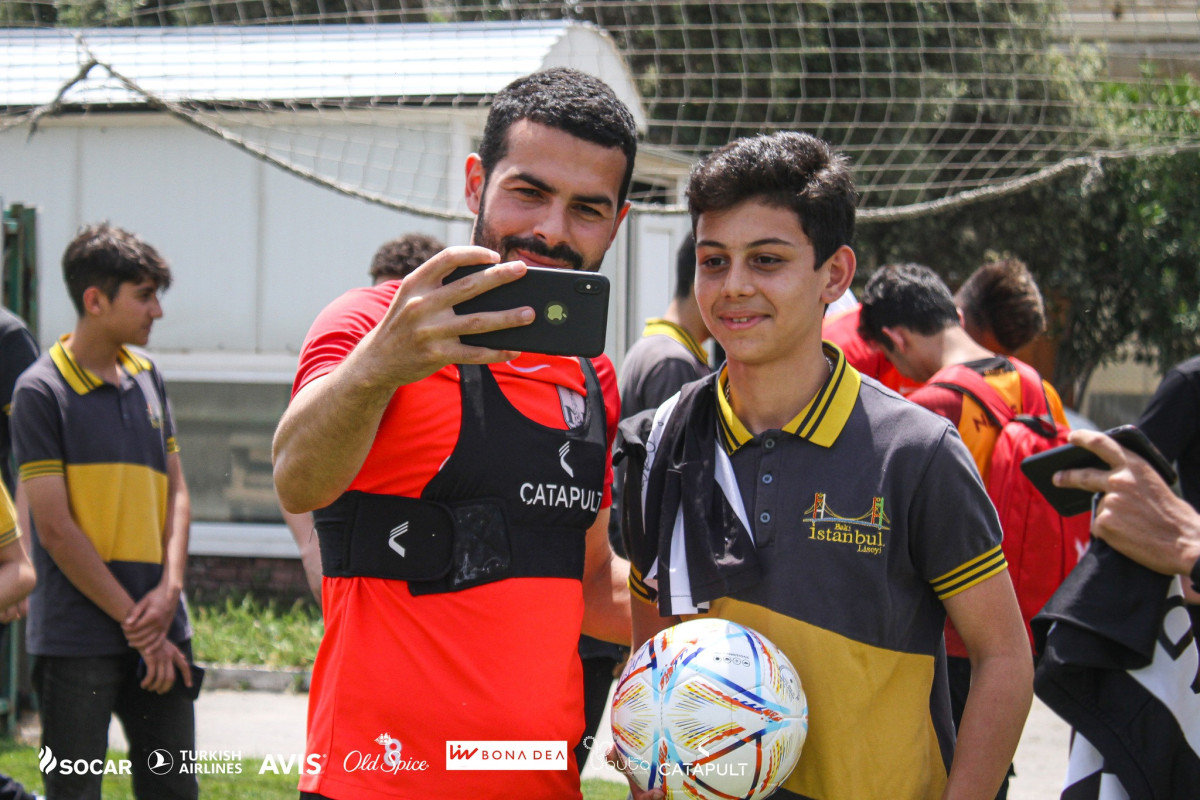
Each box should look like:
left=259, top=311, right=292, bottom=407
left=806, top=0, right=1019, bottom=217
left=167, top=381, right=291, bottom=524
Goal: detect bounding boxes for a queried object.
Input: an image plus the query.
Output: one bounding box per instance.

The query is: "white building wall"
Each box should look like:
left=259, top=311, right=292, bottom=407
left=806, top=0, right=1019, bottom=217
left=1, top=110, right=678, bottom=362
left=1, top=112, right=458, bottom=354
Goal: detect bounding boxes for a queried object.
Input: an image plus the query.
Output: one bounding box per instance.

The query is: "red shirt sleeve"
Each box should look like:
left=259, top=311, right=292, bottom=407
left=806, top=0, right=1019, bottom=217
left=906, top=384, right=965, bottom=427
left=822, top=305, right=923, bottom=395
left=822, top=306, right=886, bottom=376
left=292, top=284, right=395, bottom=398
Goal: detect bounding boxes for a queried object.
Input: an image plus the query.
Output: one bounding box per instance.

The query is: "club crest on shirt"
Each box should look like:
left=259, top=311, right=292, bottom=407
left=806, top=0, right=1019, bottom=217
left=145, top=401, right=163, bottom=430
left=803, top=493, right=890, bottom=556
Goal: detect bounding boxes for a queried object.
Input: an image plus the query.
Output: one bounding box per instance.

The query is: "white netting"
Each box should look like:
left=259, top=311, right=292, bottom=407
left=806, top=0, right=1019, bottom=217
left=4, top=1, right=1200, bottom=219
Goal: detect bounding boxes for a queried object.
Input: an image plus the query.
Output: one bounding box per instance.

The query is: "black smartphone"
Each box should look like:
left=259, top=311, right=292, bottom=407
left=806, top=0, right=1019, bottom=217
left=443, top=264, right=610, bottom=357
left=1020, top=424, right=1178, bottom=517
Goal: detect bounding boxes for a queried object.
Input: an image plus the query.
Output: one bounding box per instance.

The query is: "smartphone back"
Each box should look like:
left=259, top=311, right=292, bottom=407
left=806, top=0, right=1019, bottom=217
left=1021, top=424, right=1178, bottom=517
left=444, top=264, right=610, bottom=357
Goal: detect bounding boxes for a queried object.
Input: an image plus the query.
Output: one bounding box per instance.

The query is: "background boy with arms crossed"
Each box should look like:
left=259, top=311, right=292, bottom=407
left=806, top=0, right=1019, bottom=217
left=13, top=224, right=195, bottom=799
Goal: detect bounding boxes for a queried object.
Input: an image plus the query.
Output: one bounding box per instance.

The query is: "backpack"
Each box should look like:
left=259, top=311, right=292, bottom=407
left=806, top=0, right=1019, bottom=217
left=931, top=359, right=1092, bottom=654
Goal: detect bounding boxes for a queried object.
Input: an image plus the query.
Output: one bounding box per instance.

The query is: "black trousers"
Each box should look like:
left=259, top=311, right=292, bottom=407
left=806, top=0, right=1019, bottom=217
left=574, top=653, right=623, bottom=772
left=34, top=645, right=197, bottom=800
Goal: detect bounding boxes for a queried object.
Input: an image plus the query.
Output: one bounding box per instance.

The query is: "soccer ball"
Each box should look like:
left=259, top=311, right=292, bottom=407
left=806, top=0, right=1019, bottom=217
left=610, top=618, right=807, bottom=799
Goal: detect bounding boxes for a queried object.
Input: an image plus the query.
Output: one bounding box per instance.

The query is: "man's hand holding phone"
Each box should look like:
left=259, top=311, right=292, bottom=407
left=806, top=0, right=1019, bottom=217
left=349, top=246, right=535, bottom=390
left=443, top=263, right=610, bottom=357
left=1052, top=428, right=1200, bottom=581
left=1021, top=424, right=1176, bottom=517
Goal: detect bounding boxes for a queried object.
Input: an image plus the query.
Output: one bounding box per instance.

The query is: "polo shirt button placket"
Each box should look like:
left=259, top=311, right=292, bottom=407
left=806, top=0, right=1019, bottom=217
left=756, top=435, right=779, bottom=544
left=118, top=386, right=131, bottom=426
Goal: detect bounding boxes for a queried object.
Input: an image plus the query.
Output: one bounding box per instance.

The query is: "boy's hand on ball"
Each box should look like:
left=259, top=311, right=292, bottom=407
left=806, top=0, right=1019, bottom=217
left=605, top=744, right=664, bottom=800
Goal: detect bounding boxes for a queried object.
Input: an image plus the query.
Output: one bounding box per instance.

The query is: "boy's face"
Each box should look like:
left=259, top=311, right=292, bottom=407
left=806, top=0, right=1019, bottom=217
left=695, top=199, right=850, bottom=370
left=465, top=119, right=630, bottom=273
left=94, top=278, right=163, bottom=347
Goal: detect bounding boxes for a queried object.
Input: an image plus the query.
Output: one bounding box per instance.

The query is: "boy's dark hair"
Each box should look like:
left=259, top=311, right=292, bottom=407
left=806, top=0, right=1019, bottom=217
left=955, top=257, right=1046, bottom=353
left=685, top=132, right=857, bottom=268
left=478, top=67, right=639, bottom=206
left=62, top=223, right=171, bottom=317
left=369, top=233, right=445, bottom=282
left=673, top=233, right=697, bottom=301
left=858, top=263, right=959, bottom=350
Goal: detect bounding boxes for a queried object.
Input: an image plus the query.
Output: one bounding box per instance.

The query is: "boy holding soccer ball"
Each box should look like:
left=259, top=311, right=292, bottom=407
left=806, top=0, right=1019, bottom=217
left=624, top=132, right=1032, bottom=799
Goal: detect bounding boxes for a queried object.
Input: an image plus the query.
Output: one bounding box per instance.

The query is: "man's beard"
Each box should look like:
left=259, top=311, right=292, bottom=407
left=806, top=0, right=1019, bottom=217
left=472, top=188, right=596, bottom=272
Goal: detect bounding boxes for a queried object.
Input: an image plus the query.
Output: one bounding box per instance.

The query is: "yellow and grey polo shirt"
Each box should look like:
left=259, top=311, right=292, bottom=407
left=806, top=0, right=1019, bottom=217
left=11, top=338, right=190, bottom=657
left=619, top=318, right=711, bottom=418
left=635, top=342, right=1007, bottom=800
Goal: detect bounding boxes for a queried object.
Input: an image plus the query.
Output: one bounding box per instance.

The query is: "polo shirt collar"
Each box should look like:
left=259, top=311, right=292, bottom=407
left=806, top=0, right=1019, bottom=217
left=50, top=336, right=153, bottom=395
left=715, top=341, right=861, bottom=454
left=642, top=318, right=708, bottom=365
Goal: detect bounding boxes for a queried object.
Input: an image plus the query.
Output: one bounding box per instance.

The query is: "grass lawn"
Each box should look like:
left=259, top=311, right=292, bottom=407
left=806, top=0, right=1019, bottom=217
left=191, top=594, right=323, bottom=669
left=0, top=741, right=628, bottom=798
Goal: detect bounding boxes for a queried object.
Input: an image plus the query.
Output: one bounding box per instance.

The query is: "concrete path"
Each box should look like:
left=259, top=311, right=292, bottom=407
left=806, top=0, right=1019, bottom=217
left=108, top=689, right=310, bottom=761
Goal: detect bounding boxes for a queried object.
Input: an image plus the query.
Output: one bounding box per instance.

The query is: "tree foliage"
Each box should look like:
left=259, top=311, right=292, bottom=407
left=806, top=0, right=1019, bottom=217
left=856, top=71, right=1200, bottom=403
left=572, top=1, right=1095, bottom=208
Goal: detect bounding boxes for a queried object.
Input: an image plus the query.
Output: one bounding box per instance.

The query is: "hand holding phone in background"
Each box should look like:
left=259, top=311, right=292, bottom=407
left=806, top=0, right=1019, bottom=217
left=1022, top=424, right=1178, bottom=516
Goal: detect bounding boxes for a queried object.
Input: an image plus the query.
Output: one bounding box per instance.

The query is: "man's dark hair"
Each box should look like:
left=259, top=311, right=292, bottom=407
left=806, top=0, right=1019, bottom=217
left=685, top=132, right=857, bottom=268
left=858, top=263, right=959, bottom=350
left=955, top=257, right=1046, bottom=353
left=369, top=233, right=445, bottom=283
left=62, top=223, right=171, bottom=317
left=673, top=233, right=697, bottom=301
left=478, top=67, right=639, bottom=206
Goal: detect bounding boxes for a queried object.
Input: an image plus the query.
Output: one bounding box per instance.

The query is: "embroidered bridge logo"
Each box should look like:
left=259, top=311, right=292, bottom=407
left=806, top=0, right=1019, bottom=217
left=388, top=522, right=408, bottom=557
left=804, top=493, right=890, bottom=555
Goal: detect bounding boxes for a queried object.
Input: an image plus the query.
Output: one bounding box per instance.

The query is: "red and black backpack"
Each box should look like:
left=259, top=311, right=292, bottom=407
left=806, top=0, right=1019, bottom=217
left=932, top=359, right=1092, bottom=653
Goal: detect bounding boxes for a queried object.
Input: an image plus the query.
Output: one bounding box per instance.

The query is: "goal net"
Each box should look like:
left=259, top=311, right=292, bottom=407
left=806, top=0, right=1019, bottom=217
left=4, top=1, right=1200, bottom=220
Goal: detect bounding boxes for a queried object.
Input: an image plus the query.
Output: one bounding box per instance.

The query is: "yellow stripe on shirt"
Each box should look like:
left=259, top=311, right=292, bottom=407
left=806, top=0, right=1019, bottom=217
left=930, top=545, right=1008, bottom=599
left=63, top=462, right=168, bottom=564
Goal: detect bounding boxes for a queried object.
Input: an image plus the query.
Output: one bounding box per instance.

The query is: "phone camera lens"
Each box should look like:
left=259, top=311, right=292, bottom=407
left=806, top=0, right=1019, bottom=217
left=575, top=277, right=603, bottom=295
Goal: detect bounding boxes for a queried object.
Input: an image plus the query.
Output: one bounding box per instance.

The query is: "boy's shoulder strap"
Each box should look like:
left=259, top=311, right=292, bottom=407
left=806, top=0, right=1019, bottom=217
left=932, top=357, right=1057, bottom=435
left=930, top=362, right=1013, bottom=428
left=1006, top=357, right=1054, bottom=419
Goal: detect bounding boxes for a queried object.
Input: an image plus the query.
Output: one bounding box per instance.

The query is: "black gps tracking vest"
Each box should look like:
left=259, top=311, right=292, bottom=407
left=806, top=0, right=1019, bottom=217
left=314, top=360, right=608, bottom=594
